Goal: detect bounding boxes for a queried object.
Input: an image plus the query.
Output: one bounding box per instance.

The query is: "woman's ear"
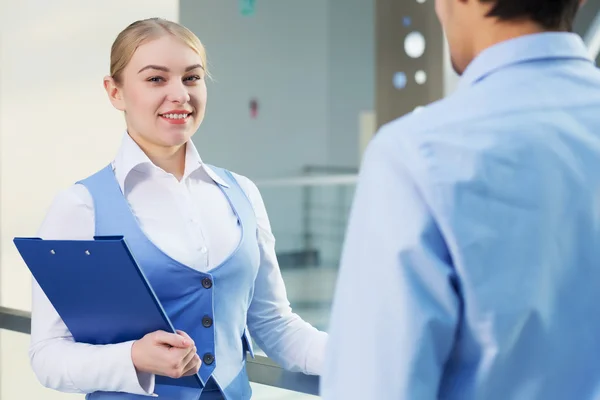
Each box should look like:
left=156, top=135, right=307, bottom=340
left=103, top=76, right=125, bottom=111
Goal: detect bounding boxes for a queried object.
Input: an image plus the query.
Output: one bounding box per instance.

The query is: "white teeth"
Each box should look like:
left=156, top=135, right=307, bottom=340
left=162, top=113, right=189, bottom=119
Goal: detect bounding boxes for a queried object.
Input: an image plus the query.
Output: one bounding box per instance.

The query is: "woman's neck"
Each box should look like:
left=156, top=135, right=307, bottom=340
left=129, top=132, right=187, bottom=181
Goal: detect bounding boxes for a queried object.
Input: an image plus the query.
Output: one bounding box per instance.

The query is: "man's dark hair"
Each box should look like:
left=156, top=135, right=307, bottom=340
left=480, top=0, right=581, bottom=30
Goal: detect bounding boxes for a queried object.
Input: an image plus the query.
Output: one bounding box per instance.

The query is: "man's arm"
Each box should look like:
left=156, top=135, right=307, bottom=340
left=321, top=129, right=460, bottom=398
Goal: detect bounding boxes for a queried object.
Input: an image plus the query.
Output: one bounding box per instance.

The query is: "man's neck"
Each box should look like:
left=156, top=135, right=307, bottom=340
left=471, top=20, right=555, bottom=61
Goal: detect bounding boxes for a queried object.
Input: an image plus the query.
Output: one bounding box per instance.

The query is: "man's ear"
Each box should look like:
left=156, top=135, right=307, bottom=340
left=103, top=76, right=125, bottom=111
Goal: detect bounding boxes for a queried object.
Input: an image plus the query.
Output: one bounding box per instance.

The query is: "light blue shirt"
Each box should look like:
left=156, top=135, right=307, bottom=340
left=321, top=32, right=600, bottom=400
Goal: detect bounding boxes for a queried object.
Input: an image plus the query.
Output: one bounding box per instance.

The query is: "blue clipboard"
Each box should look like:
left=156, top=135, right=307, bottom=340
left=13, top=235, right=203, bottom=389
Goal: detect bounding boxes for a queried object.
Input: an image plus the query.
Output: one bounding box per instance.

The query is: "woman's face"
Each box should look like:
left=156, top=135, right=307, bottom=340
left=104, top=34, right=207, bottom=150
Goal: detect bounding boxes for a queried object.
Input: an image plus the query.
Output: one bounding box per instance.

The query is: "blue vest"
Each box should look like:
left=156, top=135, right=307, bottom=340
left=80, top=165, right=260, bottom=400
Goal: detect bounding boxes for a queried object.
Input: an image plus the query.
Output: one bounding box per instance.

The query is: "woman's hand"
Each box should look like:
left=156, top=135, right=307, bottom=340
left=131, top=330, right=201, bottom=378
left=175, top=330, right=202, bottom=377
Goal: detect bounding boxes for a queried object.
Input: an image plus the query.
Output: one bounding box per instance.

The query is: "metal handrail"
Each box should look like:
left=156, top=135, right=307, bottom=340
left=0, top=306, right=319, bottom=396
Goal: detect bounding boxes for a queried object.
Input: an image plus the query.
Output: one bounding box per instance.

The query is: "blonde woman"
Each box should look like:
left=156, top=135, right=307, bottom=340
left=30, top=18, right=327, bottom=400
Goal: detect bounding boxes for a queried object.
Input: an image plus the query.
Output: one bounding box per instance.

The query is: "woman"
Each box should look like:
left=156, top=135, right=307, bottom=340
left=29, top=18, right=327, bottom=400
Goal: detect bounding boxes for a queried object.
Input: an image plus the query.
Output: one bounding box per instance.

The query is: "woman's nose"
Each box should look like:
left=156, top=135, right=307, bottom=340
left=167, top=81, right=190, bottom=104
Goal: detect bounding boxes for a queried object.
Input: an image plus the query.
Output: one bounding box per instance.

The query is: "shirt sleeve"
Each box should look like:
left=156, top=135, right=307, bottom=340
left=29, top=184, right=156, bottom=395
left=233, top=173, right=328, bottom=375
left=320, top=129, right=460, bottom=398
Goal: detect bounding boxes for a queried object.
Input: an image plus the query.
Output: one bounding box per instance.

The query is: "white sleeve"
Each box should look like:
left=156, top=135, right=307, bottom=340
left=29, top=184, right=155, bottom=395
left=232, top=173, right=328, bottom=375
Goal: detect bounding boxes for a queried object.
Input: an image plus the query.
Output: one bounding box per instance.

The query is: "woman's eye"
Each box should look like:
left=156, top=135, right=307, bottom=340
left=147, top=76, right=164, bottom=83
left=184, top=75, right=202, bottom=82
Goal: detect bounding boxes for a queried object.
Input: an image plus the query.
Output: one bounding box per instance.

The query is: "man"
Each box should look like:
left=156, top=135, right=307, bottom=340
left=321, top=1, right=600, bottom=399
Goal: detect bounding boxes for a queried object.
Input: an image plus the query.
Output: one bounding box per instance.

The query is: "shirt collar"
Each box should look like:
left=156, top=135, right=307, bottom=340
left=113, top=132, right=229, bottom=192
left=182, top=136, right=230, bottom=188
left=458, top=32, right=593, bottom=89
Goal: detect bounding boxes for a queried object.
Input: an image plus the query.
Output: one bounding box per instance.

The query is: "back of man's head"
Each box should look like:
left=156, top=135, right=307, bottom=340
left=480, top=0, right=581, bottom=30
left=437, top=0, right=584, bottom=74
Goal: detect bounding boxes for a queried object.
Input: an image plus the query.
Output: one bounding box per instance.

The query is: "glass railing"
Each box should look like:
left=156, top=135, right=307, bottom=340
left=255, top=171, right=357, bottom=334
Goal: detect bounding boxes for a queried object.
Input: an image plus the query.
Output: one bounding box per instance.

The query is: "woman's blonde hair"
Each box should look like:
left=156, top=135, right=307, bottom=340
left=110, top=18, right=209, bottom=85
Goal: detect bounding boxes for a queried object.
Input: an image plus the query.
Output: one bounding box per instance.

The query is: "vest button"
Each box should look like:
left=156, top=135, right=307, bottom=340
left=203, top=353, right=215, bottom=365
left=202, top=278, right=213, bottom=289
left=202, top=316, right=213, bottom=328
